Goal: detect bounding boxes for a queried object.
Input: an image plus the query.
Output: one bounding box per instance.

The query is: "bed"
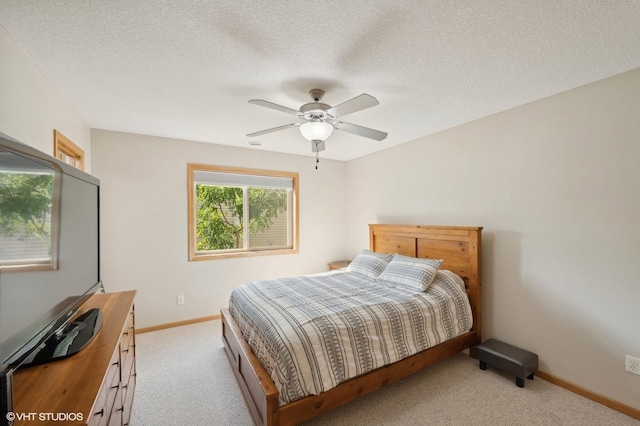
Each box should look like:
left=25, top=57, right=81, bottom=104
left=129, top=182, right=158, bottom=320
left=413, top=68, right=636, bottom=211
left=221, top=224, right=482, bottom=425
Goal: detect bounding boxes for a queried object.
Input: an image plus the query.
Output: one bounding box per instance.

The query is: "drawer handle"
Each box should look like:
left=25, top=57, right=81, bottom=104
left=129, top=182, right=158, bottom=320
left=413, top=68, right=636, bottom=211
left=123, top=331, right=129, bottom=336
left=112, top=361, right=119, bottom=366
left=94, top=409, right=104, bottom=417
left=111, top=384, right=119, bottom=390
left=123, top=349, right=129, bottom=353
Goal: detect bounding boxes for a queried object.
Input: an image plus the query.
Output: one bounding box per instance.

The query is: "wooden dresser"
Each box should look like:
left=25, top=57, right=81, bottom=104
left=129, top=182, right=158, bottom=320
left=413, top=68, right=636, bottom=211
left=12, top=291, right=137, bottom=426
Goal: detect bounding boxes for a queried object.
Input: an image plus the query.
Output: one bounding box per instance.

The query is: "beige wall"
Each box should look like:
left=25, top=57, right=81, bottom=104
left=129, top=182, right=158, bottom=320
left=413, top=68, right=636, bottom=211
left=91, top=130, right=349, bottom=329
left=0, top=26, right=91, bottom=169
left=345, top=68, right=640, bottom=410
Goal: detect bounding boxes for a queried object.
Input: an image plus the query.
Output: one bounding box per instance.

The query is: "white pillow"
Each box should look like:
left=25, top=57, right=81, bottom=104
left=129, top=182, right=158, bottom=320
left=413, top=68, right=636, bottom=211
left=377, top=254, right=443, bottom=291
left=347, top=250, right=393, bottom=278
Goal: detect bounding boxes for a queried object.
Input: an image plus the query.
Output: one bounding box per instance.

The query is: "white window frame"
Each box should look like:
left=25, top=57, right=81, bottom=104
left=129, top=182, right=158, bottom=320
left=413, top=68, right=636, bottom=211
left=187, top=164, right=299, bottom=261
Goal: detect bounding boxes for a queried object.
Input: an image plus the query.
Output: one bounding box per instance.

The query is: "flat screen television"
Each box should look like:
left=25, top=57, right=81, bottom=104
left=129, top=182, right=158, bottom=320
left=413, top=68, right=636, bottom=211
left=0, top=134, right=101, bottom=424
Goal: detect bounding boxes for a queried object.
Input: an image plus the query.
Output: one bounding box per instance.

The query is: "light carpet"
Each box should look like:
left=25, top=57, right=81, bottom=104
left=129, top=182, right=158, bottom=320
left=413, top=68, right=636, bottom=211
left=131, top=320, right=639, bottom=425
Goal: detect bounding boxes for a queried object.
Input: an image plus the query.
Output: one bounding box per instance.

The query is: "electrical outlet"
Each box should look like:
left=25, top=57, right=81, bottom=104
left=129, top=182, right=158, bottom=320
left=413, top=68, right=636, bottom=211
left=626, top=355, right=640, bottom=375
left=177, top=295, right=185, bottom=305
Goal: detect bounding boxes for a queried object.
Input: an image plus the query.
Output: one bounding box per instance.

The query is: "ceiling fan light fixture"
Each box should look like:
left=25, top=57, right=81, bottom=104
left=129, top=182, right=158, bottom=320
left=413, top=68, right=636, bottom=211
left=299, top=121, right=333, bottom=142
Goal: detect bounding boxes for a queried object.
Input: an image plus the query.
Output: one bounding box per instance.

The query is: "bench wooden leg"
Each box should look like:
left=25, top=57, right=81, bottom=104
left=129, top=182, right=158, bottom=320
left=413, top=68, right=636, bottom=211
left=527, top=373, right=534, bottom=380
left=479, top=360, right=487, bottom=370
left=516, top=377, right=524, bottom=388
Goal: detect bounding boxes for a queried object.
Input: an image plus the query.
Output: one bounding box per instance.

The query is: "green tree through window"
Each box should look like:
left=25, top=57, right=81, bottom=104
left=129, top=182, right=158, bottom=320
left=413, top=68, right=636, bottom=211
left=188, top=164, right=298, bottom=260
left=0, top=172, right=55, bottom=252
left=0, top=168, right=59, bottom=270
left=195, top=186, right=287, bottom=251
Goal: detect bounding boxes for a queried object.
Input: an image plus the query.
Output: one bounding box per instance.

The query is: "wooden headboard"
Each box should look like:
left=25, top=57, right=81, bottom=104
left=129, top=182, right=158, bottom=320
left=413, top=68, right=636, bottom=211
left=369, top=224, right=483, bottom=336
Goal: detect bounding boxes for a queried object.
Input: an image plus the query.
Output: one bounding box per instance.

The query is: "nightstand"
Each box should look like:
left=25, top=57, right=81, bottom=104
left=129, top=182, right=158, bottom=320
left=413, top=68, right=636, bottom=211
left=328, top=260, right=350, bottom=271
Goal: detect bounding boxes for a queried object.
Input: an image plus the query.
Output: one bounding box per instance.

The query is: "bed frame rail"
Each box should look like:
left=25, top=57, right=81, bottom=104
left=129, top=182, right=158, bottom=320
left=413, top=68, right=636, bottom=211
left=222, top=309, right=279, bottom=425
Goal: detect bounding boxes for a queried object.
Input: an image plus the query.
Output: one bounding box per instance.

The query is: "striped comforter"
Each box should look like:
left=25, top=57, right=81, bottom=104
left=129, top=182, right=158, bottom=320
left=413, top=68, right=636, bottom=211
left=228, top=269, right=472, bottom=405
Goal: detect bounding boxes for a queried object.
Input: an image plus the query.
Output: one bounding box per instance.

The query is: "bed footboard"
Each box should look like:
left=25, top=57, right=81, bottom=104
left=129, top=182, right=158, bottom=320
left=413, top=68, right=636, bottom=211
left=222, top=308, right=480, bottom=426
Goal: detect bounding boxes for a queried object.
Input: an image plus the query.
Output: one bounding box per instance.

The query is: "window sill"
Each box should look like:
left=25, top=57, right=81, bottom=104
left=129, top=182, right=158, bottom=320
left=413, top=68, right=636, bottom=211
left=189, top=247, right=298, bottom=261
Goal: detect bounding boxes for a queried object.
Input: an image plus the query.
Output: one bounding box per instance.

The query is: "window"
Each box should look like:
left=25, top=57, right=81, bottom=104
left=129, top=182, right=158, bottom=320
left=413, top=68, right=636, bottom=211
left=53, top=130, right=85, bottom=171
left=188, top=164, right=299, bottom=260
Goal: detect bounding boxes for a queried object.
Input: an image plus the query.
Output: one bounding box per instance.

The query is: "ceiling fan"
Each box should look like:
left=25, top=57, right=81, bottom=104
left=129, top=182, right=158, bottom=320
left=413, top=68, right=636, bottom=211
left=247, top=89, right=387, bottom=163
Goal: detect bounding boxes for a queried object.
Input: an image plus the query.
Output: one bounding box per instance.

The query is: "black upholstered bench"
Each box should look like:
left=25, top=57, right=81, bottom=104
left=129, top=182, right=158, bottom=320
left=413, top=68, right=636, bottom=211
left=476, top=339, right=538, bottom=387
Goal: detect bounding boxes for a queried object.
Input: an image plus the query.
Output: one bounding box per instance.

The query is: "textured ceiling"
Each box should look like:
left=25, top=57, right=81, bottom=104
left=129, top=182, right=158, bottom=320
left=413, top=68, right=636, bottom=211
left=1, top=1, right=640, bottom=161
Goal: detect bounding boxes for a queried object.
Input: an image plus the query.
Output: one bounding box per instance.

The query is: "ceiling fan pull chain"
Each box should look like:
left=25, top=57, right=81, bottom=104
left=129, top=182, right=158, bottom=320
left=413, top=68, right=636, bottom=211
left=315, top=150, right=319, bottom=169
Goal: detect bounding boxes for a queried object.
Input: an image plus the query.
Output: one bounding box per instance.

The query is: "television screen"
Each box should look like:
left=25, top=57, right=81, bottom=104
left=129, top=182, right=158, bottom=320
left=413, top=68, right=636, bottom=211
left=0, top=135, right=100, bottom=372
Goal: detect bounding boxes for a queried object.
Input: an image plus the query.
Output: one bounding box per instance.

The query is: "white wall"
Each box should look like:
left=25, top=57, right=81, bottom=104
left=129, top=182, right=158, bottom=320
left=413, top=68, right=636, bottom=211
left=91, top=130, right=349, bottom=329
left=345, top=68, right=640, bottom=410
left=0, top=26, right=91, bottom=168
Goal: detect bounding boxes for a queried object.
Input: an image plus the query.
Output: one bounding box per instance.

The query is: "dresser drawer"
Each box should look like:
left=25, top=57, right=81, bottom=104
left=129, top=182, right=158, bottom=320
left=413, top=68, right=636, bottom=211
left=120, top=324, right=133, bottom=353
left=88, top=348, right=122, bottom=426
left=121, top=372, right=136, bottom=426
left=88, top=384, right=108, bottom=426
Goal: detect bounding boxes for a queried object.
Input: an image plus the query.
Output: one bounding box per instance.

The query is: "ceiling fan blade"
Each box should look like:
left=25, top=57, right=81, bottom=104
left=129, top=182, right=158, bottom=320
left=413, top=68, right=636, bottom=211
left=249, top=99, right=299, bottom=115
left=331, top=120, right=387, bottom=141
left=326, top=94, right=379, bottom=117
left=246, top=123, right=301, bottom=137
